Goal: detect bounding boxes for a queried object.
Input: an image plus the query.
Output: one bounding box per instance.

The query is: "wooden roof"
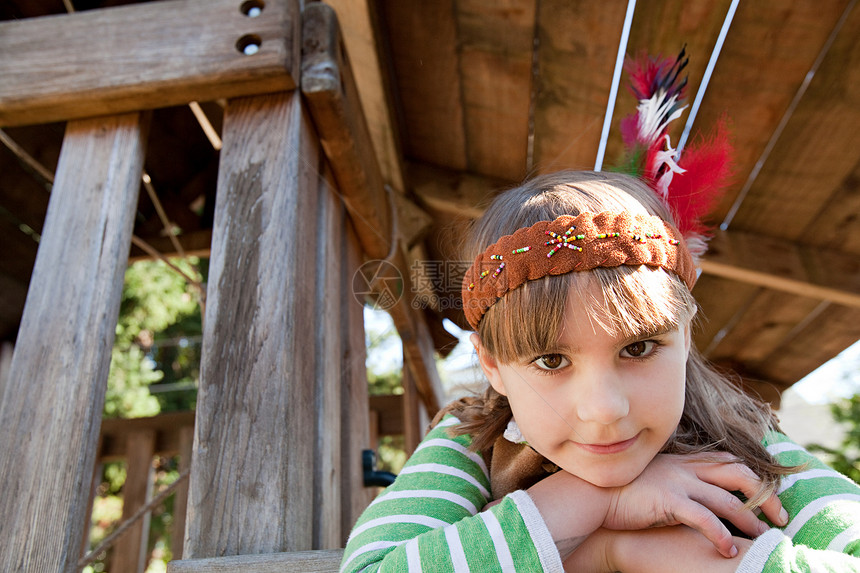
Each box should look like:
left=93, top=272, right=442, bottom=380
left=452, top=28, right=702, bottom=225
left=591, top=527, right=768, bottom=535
left=2, top=0, right=859, bottom=404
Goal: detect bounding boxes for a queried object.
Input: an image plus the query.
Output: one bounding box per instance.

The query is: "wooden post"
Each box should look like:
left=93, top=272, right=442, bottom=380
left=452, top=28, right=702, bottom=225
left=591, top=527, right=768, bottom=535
left=171, top=425, right=194, bottom=560
left=114, top=430, right=157, bottom=573
left=0, top=112, right=147, bottom=572
left=184, top=90, right=322, bottom=557
left=340, top=221, right=374, bottom=544
left=0, top=342, right=12, bottom=409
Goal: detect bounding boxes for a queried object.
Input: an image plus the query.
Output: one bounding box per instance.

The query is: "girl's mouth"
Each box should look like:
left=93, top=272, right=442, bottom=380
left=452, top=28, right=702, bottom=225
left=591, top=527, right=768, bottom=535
left=577, top=434, right=639, bottom=455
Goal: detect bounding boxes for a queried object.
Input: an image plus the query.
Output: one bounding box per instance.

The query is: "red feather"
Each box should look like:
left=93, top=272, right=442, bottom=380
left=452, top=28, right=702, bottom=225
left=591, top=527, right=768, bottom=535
left=667, top=118, right=734, bottom=237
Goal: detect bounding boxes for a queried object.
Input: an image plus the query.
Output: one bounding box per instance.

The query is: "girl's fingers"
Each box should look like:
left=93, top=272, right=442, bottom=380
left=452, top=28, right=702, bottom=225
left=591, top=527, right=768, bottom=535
left=692, top=460, right=788, bottom=527
left=672, top=500, right=737, bottom=558
left=689, top=483, right=771, bottom=538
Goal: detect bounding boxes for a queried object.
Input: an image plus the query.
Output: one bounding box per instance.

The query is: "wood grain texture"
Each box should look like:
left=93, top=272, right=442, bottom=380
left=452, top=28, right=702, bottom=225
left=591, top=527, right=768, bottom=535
left=381, top=0, right=467, bottom=170
left=0, top=112, right=146, bottom=572
left=340, top=221, right=374, bottom=544
left=171, top=425, right=195, bottom=561
left=114, top=430, right=156, bottom=573
left=323, top=0, right=406, bottom=191
left=313, top=164, right=344, bottom=550
left=457, top=0, right=535, bottom=180
left=0, top=0, right=298, bottom=127
left=302, top=2, right=393, bottom=260
left=700, top=0, right=854, bottom=224
left=184, top=91, right=321, bottom=557
left=98, top=411, right=196, bottom=461
left=532, top=0, right=629, bottom=172
left=169, top=549, right=344, bottom=573
left=701, top=230, right=860, bottom=308
left=727, top=3, right=860, bottom=238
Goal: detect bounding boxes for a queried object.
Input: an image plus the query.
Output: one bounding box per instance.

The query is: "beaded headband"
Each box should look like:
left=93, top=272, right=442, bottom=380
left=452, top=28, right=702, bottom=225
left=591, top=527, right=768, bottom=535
left=461, top=211, right=696, bottom=330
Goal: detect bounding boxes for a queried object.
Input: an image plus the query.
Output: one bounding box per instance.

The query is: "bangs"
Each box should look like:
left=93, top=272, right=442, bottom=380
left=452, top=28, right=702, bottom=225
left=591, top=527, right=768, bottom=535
left=479, top=266, right=697, bottom=363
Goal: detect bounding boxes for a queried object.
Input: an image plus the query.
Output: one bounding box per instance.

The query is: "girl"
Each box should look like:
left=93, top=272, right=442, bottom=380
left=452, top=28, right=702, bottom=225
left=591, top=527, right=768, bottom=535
left=340, top=171, right=860, bottom=572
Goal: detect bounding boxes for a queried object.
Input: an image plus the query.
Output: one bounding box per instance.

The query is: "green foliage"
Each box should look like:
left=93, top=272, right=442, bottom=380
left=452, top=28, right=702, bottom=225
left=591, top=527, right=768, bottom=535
left=106, top=258, right=203, bottom=419
left=807, top=394, right=860, bottom=483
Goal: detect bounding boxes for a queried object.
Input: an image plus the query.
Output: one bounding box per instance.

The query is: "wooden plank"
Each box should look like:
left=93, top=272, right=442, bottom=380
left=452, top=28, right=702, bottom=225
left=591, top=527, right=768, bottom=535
left=313, top=164, right=344, bottom=550
left=380, top=0, right=468, bottom=170
left=0, top=0, right=298, bottom=127
left=690, top=275, right=759, bottom=353
left=758, top=304, right=860, bottom=387
left=700, top=0, right=855, bottom=224
left=700, top=230, right=860, bottom=309
left=169, top=549, right=344, bottom=573
left=0, top=112, right=146, bottom=572
left=340, top=220, right=374, bottom=544
left=706, top=290, right=823, bottom=366
left=114, top=430, right=157, bottom=573
left=368, top=394, right=405, bottom=436
left=171, top=425, right=195, bottom=560
left=456, top=0, right=535, bottom=180
left=301, top=2, right=392, bottom=260
left=324, top=0, right=406, bottom=191
left=98, top=411, right=196, bottom=461
left=0, top=342, right=12, bottom=407
left=184, top=91, right=320, bottom=557
left=803, top=158, right=860, bottom=255
left=727, top=3, right=860, bottom=238
left=532, top=0, right=629, bottom=172
left=407, top=161, right=507, bottom=219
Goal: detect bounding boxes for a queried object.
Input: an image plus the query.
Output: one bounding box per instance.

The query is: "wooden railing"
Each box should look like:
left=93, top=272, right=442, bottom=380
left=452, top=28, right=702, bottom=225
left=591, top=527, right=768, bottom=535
left=0, top=1, right=442, bottom=571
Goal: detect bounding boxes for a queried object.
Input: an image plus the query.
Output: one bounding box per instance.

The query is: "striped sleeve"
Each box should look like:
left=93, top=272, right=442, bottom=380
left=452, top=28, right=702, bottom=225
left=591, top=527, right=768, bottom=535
left=736, top=432, right=860, bottom=573
left=340, top=415, right=563, bottom=573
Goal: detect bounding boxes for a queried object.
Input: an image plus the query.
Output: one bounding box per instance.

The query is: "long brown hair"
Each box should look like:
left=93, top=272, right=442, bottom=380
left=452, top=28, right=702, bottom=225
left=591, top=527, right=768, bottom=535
left=443, top=170, right=796, bottom=503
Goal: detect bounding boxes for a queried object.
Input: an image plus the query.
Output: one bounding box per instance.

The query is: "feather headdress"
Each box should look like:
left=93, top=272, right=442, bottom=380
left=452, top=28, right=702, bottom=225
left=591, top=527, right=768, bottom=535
left=617, top=47, right=733, bottom=258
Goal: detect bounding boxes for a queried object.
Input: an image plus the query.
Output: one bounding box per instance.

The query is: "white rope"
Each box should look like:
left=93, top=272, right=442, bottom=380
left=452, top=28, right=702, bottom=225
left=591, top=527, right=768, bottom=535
left=676, top=0, right=740, bottom=156
left=594, top=0, right=637, bottom=172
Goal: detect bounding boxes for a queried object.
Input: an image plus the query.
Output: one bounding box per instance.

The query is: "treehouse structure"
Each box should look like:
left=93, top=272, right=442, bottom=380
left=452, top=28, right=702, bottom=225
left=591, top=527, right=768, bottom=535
left=1, top=1, right=859, bottom=571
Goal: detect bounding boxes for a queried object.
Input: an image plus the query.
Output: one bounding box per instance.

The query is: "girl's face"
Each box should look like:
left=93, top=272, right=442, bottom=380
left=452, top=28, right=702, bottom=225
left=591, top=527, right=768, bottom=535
left=475, top=282, right=690, bottom=488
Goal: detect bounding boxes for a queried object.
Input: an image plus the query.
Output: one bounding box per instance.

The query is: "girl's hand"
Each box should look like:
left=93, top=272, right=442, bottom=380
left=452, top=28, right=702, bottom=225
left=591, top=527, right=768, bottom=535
left=604, top=453, right=786, bottom=558
left=565, top=526, right=754, bottom=573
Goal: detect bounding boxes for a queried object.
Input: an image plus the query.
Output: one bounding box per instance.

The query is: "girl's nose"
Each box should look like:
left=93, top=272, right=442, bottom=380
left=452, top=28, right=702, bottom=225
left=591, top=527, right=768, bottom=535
left=575, top=373, right=629, bottom=425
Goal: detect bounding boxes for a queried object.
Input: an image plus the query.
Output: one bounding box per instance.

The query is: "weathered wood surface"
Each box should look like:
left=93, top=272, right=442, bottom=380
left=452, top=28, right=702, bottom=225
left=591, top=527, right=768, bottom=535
left=99, top=410, right=196, bottom=460
left=0, top=112, right=146, bottom=572
left=457, top=0, right=534, bottom=180
left=381, top=0, right=467, bottom=170
left=0, top=0, right=298, bottom=126
left=114, top=430, right=156, bottom=573
left=172, top=425, right=195, bottom=560
left=313, top=164, right=345, bottom=549
left=340, top=221, right=374, bottom=544
left=700, top=230, right=860, bottom=309
left=699, top=0, right=855, bottom=223
left=301, top=3, right=392, bottom=260
left=169, top=549, right=344, bottom=573
left=324, top=0, right=406, bottom=191
left=184, top=91, right=321, bottom=557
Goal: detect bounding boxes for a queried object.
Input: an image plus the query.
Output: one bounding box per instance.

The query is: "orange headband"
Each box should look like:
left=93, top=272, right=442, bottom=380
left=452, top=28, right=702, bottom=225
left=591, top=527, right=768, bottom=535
left=461, top=211, right=697, bottom=330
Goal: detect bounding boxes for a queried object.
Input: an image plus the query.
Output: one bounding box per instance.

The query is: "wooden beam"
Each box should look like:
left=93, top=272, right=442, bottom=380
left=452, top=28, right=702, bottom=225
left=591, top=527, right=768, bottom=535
left=0, top=0, right=298, bottom=127
left=323, top=0, right=406, bottom=191
left=301, top=3, right=392, bottom=261
left=701, top=230, right=860, bottom=309
left=407, top=161, right=507, bottom=219
left=171, top=425, right=195, bottom=561
left=185, top=90, right=321, bottom=557
left=0, top=112, right=147, bottom=572
left=114, top=430, right=156, bottom=573
left=98, top=411, right=196, bottom=461
left=340, top=220, right=374, bottom=544
left=169, top=549, right=344, bottom=573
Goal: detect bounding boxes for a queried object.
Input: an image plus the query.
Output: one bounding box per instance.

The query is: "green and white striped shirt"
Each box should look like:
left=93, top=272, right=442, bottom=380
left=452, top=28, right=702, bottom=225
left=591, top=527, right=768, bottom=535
left=341, top=416, right=860, bottom=572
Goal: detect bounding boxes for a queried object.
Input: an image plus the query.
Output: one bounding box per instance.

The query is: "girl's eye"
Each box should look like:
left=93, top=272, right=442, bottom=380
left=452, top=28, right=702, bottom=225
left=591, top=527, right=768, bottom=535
left=533, top=354, right=570, bottom=371
left=621, top=340, right=657, bottom=358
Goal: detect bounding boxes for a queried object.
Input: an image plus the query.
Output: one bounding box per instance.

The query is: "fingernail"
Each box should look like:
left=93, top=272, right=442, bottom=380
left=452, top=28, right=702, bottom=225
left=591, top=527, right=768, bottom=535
left=730, top=545, right=738, bottom=558
left=779, top=508, right=789, bottom=525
